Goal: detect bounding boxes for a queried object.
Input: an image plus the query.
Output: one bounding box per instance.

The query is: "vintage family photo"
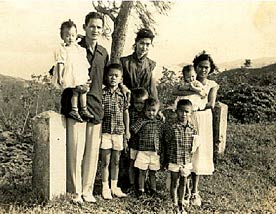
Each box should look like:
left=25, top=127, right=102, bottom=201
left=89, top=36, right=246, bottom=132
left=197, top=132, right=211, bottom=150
left=0, top=0, right=275, bottom=213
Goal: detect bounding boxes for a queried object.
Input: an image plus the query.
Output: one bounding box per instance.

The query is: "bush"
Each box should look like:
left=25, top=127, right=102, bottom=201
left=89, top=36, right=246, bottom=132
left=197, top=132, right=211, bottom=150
left=0, top=74, right=61, bottom=139
left=218, top=83, right=276, bottom=123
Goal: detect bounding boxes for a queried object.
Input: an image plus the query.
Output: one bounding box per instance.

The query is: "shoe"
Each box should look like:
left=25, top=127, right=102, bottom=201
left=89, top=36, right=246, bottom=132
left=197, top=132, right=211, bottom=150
left=69, top=110, right=84, bottom=122
left=102, top=188, right=113, bottom=200
left=80, top=109, right=94, bottom=120
left=72, top=194, right=83, bottom=204
left=190, top=192, right=202, bottom=206
left=111, top=187, right=127, bottom=198
left=82, top=194, right=96, bottom=203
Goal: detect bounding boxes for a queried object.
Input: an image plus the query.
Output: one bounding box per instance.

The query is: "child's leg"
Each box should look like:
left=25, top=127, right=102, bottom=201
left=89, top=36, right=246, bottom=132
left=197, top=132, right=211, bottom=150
left=178, top=176, right=188, bottom=206
left=191, top=172, right=200, bottom=194
left=129, top=159, right=135, bottom=186
left=170, top=172, right=179, bottom=206
left=111, top=150, right=127, bottom=197
left=138, top=169, right=147, bottom=193
left=149, top=170, right=157, bottom=192
left=68, top=89, right=83, bottom=122
left=79, top=91, right=94, bottom=119
left=101, top=149, right=112, bottom=199
left=71, top=89, right=79, bottom=111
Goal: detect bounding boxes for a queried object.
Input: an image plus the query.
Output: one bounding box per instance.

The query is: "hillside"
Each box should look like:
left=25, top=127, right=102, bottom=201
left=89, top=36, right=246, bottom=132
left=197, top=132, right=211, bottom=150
left=215, top=63, right=276, bottom=87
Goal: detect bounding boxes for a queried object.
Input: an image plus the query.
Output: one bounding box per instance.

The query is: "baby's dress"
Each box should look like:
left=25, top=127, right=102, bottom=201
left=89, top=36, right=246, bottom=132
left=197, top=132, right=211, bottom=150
left=174, top=81, right=206, bottom=111
left=53, top=43, right=90, bottom=89
left=192, top=79, right=219, bottom=175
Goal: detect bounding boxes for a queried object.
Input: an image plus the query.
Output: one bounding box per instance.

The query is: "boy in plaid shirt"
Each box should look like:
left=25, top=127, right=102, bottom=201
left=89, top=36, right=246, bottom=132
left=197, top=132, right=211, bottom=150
left=128, top=88, right=149, bottom=192
left=164, top=99, right=200, bottom=214
left=131, top=97, right=164, bottom=196
left=100, top=63, right=130, bottom=199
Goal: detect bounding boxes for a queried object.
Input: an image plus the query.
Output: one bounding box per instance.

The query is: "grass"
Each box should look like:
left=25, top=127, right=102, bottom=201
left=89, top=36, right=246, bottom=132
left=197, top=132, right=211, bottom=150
left=0, top=122, right=275, bottom=214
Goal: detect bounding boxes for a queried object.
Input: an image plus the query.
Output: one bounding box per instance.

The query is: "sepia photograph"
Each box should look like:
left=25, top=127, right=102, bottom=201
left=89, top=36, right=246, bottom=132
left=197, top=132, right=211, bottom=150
left=0, top=0, right=275, bottom=213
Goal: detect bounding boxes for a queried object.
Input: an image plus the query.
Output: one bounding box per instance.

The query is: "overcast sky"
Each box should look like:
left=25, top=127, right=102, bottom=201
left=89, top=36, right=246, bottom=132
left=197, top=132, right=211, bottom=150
left=0, top=0, right=275, bottom=79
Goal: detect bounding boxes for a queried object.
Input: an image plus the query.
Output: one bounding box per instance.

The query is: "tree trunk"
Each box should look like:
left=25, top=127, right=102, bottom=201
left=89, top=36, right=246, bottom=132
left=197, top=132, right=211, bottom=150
left=110, top=1, right=134, bottom=63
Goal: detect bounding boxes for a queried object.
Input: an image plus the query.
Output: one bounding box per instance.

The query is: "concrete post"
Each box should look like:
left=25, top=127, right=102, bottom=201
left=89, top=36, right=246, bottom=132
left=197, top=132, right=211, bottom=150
left=32, top=111, right=66, bottom=200
left=213, top=102, right=228, bottom=156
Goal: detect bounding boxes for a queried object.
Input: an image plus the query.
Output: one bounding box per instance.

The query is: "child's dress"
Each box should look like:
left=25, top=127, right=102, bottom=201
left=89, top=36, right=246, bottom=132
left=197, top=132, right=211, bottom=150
left=191, top=79, right=219, bottom=175
left=53, top=43, right=90, bottom=89
left=174, top=80, right=206, bottom=111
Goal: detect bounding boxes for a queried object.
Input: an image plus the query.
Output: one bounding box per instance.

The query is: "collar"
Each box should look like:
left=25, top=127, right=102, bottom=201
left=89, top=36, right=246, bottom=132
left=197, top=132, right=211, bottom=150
left=102, top=86, right=123, bottom=96
left=176, top=120, right=194, bottom=129
left=78, top=37, right=104, bottom=56
left=132, top=52, right=147, bottom=63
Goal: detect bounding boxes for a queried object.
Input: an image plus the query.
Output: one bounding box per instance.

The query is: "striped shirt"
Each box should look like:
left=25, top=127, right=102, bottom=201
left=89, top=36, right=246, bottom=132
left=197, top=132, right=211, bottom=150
left=102, top=87, right=128, bottom=135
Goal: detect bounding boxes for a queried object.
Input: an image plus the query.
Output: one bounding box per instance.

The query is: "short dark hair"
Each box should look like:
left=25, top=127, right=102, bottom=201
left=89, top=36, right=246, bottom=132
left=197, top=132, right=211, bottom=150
left=84, top=12, right=104, bottom=26
left=144, top=97, right=160, bottom=110
left=135, top=28, right=155, bottom=43
left=176, top=99, right=192, bottom=109
left=193, top=51, right=216, bottom=74
left=131, top=88, right=149, bottom=101
left=60, top=19, right=77, bottom=38
left=182, top=64, right=195, bottom=78
left=104, top=63, right=123, bottom=75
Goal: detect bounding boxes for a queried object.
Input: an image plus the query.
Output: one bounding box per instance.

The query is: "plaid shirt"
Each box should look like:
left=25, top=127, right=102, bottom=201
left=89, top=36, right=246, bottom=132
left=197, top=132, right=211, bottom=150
left=164, top=121, right=197, bottom=165
left=102, top=87, right=128, bottom=135
left=131, top=117, right=163, bottom=153
left=128, top=107, right=143, bottom=149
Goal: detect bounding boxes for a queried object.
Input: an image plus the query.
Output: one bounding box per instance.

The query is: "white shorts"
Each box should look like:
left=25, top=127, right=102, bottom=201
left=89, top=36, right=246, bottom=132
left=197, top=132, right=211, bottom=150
left=168, top=163, right=193, bottom=177
left=130, top=148, right=138, bottom=160
left=134, top=151, right=160, bottom=171
left=100, top=133, right=124, bottom=151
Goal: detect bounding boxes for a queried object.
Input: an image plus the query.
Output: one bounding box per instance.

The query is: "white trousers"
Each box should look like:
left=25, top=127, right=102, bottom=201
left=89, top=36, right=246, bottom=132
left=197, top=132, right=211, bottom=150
left=66, top=118, right=101, bottom=196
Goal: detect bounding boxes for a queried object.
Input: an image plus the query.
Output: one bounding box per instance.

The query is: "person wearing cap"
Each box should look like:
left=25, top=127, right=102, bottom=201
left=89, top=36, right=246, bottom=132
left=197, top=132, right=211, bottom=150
left=120, top=28, right=158, bottom=99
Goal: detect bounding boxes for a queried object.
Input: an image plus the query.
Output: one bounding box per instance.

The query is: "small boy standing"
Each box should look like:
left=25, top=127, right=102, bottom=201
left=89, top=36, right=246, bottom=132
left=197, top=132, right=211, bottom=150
left=128, top=88, right=149, bottom=191
left=164, top=99, right=199, bottom=214
left=131, top=98, right=163, bottom=196
left=101, top=63, right=130, bottom=199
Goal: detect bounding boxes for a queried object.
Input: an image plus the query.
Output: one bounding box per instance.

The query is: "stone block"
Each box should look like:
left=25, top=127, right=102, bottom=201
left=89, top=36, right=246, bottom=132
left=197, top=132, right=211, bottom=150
left=32, top=111, right=66, bottom=200
left=213, top=102, right=228, bottom=155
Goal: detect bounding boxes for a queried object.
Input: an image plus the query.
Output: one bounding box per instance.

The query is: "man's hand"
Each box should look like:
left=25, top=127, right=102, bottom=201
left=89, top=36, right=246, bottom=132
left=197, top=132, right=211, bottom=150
left=120, top=83, right=131, bottom=106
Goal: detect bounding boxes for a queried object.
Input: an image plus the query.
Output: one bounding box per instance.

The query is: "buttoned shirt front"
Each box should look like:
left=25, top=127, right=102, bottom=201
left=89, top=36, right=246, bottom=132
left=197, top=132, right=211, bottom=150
left=165, top=121, right=197, bottom=165
left=102, top=87, right=128, bottom=135
left=131, top=117, right=163, bottom=152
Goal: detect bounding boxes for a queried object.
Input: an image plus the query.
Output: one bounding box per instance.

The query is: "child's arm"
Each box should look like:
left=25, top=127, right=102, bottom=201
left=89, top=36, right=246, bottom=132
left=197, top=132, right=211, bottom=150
left=123, top=109, right=131, bottom=141
left=57, top=63, right=64, bottom=85
left=190, top=81, right=207, bottom=98
left=172, top=84, right=194, bottom=96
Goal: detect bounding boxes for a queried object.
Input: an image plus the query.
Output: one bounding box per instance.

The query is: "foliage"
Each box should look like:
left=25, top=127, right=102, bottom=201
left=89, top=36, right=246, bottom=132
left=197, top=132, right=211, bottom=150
left=215, top=63, right=276, bottom=123
left=218, top=84, right=276, bottom=123
left=0, top=74, right=61, bottom=138
left=157, top=67, right=181, bottom=108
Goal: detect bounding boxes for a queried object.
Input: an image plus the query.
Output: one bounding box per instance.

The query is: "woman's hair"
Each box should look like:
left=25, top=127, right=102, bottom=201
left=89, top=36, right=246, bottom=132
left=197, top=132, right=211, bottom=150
left=60, top=19, right=77, bottom=38
left=182, top=64, right=195, bottom=78
left=193, top=51, right=216, bottom=74
left=84, top=11, right=104, bottom=26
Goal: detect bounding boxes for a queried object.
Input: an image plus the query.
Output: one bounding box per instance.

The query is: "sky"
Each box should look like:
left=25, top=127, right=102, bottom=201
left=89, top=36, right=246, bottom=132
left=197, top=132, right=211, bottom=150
left=0, top=0, right=275, bottom=79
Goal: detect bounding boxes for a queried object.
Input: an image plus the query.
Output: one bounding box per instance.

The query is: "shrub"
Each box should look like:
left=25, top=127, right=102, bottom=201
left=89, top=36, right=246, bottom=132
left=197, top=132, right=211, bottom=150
left=218, top=83, right=276, bottom=123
